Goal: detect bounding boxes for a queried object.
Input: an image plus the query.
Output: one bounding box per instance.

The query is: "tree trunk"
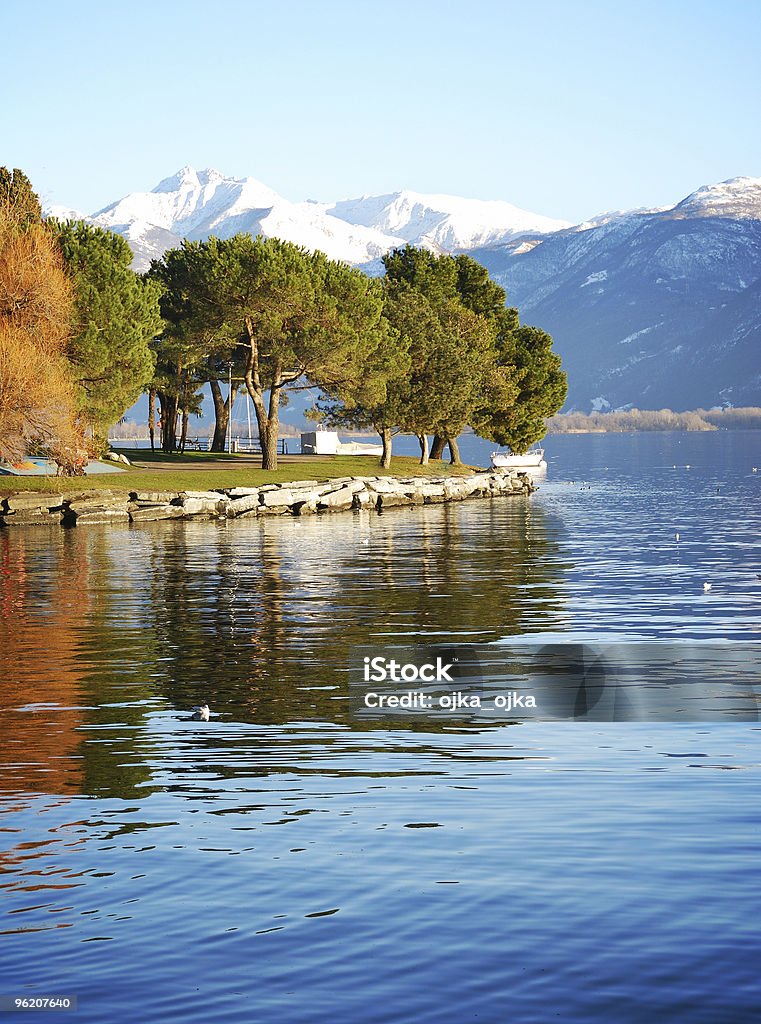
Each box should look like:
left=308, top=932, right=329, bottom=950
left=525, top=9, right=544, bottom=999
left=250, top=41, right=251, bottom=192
left=242, top=317, right=280, bottom=471
left=159, top=393, right=179, bottom=453
left=418, top=434, right=429, bottom=466
left=261, top=380, right=281, bottom=470
left=209, top=378, right=230, bottom=453
left=448, top=435, right=462, bottom=465
left=158, top=393, right=167, bottom=451
left=430, top=434, right=446, bottom=460
left=380, top=427, right=392, bottom=469
left=148, top=387, right=156, bottom=452
left=179, top=406, right=189, bottom=454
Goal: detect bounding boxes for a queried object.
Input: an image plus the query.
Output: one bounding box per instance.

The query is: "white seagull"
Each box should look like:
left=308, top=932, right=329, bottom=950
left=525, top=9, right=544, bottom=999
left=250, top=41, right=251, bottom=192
left=703, top=583, right=712, bottom=593
left=190, top=704, right=210, bottom=721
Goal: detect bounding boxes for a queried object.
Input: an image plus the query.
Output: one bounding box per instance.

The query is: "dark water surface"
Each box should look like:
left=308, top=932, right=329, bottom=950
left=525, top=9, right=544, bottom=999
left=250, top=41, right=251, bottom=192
left=1, top=432, right=760, bottom=1023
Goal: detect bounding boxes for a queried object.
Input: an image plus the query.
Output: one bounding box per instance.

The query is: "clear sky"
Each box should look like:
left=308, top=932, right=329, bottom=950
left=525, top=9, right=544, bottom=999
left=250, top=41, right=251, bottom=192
left=4, top=0, right=760, bottom=222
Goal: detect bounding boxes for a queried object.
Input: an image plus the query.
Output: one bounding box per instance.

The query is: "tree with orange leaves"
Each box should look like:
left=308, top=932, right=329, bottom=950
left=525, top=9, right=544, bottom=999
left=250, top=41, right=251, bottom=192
left=0, top=168, right=84, bottom=469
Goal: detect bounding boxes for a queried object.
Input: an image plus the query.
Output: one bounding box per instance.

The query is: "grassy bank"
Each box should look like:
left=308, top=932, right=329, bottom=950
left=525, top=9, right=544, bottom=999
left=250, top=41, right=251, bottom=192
left=0, top=453, right=476, bottom=495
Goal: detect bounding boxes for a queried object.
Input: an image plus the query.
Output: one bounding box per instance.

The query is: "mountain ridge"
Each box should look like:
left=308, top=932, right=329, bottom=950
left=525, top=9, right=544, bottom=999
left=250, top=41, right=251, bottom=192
left=46, top=166, right=571, bottom=270
left=46, top=169, right=761, bottom=411
left=472, top=203, right=761, bottom=409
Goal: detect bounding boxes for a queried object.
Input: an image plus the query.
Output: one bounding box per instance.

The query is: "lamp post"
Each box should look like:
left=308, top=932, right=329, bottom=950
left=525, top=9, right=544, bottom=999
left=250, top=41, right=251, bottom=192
left=224, top=362, right=233, bottom=454
left=228, top=363, right=232, bottom=453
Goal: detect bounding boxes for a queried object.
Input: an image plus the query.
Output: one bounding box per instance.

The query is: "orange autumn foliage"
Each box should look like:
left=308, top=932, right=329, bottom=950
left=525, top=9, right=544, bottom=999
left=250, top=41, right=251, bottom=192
left=0, top=213, right=83, bottom=465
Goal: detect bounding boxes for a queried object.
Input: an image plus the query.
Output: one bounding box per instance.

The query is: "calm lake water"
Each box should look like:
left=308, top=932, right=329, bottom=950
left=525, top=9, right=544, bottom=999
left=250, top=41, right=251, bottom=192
left=1, top=431, right=760, bottom=1023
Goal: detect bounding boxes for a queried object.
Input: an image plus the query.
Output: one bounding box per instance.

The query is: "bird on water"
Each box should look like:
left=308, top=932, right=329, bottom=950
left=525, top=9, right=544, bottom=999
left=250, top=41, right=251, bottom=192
left=703, top=583, right=712, bottom=593
left=190, top=704, right=210, bottom=721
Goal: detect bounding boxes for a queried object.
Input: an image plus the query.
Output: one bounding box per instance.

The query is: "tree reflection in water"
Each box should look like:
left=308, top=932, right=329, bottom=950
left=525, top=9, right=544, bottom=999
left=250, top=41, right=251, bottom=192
left=0, top=498, right=571, bottom=800
left=139, top=498, right=571, bottom=723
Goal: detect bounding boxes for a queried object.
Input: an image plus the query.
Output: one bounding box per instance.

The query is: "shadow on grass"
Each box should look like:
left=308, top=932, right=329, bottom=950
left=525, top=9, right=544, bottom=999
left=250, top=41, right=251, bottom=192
left=0, top=454, right=480, bottom=495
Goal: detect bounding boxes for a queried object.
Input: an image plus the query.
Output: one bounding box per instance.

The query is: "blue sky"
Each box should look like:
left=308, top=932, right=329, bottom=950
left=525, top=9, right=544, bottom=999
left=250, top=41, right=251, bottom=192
left=4, top=0, right=760, bottom=221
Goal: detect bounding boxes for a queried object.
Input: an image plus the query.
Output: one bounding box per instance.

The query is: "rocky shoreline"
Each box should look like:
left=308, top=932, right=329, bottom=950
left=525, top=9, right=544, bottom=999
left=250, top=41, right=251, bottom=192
left=0, top=470, right=533, bottom=527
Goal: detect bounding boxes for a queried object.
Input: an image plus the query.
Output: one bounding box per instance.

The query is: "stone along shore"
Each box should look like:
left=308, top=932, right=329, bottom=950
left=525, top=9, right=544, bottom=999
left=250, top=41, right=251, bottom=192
left=0, top=470, right=533, bottom=527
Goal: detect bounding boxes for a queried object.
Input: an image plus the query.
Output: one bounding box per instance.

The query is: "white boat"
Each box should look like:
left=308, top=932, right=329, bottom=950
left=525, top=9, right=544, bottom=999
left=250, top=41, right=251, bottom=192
left=490, top=447, right=547, bottom=471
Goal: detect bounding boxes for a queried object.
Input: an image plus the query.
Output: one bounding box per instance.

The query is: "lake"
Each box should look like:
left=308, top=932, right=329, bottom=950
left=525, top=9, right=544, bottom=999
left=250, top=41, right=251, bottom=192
left=1, top=431, right=760, bottom=1023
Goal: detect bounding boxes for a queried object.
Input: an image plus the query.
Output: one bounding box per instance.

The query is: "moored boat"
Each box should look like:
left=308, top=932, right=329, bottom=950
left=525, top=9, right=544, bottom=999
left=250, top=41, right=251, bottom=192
left=490, top=447, right=547, bottom=471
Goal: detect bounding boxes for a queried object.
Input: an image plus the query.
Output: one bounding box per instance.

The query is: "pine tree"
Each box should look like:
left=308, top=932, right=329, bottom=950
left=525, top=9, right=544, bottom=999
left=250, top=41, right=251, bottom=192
left=313, top=289, right=411, bottom=468
left=151, top=244, right=243, bottom=452
left=383, top=247, right=510, bottom=463
left=385, top=245, right=566, bottom=457
left=385, top=286, right=499, bottom=464
left=150, top=235, right=388, bottom=470
left=474, top=325, right=567, bottom=453
left=0, top=167, right=42, bottom=229
left=53, top=220, right=162, bottom=445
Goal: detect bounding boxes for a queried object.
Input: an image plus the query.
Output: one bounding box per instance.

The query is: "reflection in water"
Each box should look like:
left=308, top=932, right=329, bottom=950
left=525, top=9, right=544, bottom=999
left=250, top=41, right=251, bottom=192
left=0, top=530, right=88, bottom=798
left=2, top=437, right=761, bottom=1024
left=1, top=498, right=569, bottom=800
left=139, top=499, right=570, bottom=724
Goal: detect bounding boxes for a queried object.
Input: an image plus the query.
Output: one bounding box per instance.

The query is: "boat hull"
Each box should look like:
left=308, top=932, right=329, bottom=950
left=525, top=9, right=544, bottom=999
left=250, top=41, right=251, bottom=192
left=490, top=449, right=546, bottom=471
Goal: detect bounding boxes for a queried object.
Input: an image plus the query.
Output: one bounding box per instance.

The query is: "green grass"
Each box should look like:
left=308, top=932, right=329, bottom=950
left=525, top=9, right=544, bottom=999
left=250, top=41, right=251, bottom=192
left=111, top=448, right=242, bottom=465
left=0, top=454, right=478, bottom=495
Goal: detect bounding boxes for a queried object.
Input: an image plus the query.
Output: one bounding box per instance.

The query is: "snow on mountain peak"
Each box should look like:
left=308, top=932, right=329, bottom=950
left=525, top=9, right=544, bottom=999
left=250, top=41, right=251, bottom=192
left=672, top=176, right=761, bottom=220
left=153, top=166, right=201, bottom=193
left=58, top=165, right=761, bottom=277
left=52, top=166, right=574, bottom=270
left=197, top=167, right=224, bottom=184
left=91, top=167, right=281, bottom=241
left=45, top=204, right=87, bottom=223
left=328, top=189, right=570, bottom=251
left=82, top=167, right=408, bottom=269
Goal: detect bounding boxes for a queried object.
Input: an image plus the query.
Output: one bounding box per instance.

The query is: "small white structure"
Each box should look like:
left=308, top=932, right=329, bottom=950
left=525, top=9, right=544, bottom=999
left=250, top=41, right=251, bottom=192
left=491, top=448, right=547, bottom=472
left=301, top=430, right=339, bottom=455
left=301, top=431, right=383, bottom=457
left=336, top=440, right=384, bottom=456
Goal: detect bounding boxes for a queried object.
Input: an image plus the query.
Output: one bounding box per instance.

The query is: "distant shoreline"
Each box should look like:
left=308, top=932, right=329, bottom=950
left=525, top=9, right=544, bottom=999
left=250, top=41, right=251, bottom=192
left=107, top=408, right=761, bottom=446
left=546, top=407, right=761, bottom=434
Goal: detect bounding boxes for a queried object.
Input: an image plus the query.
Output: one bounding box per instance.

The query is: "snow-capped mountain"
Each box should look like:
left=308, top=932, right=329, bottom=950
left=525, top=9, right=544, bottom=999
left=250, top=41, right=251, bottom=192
left=47, top=168, right=761, bottom=412
left=471, top=176, right=761, bottom=409
left=47, top=204, right=88, bottom=223
left=87, top=166, right=406, bottom=269
left=326, top=190, right=570, bottom=252
left=51, top=166, right=568, bottom=271
left=669, top=176, right=761, bottom=221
